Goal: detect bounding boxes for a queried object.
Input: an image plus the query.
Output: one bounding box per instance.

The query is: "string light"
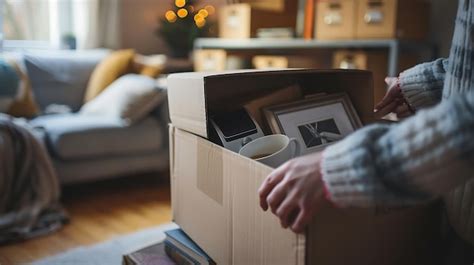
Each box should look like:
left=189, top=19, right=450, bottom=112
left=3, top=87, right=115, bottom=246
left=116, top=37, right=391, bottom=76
left=204, top=5, right=215, bottom=15
left=175, top=0, right=186, bottom=8
left=194, top=14, right=203, bottom=22
left=196, top=19, right=206, bottom=28
left=177, top=8, right=188, bottom=18
left=165, top=10, right=177, bottom=22
left=198, top=9, right=208, bottom=18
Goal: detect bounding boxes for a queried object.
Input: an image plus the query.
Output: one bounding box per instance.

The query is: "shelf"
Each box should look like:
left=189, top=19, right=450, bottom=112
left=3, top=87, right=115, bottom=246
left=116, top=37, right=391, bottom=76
left=194, top=38, right=430, bottom=51
left=194, top=38, right=435, bottom=77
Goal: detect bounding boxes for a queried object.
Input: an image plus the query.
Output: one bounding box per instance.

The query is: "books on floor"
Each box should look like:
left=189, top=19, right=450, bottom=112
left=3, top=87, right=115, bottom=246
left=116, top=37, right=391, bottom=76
left=164, top=229, right=216, bottom=265
left=122, top=228, right=215, bottom=265
left=122, top=241, right=175, bottom=265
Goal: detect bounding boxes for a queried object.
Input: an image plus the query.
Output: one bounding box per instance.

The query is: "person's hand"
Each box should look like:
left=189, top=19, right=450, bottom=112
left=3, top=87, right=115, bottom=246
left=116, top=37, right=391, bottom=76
left=374, top=77, right=415, bottom=119
left=258, top=152, right=326, bottom=233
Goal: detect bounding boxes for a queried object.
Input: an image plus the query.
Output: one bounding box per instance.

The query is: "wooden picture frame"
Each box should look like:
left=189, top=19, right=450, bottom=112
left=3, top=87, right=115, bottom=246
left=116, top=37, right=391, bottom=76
left=263, top=93, right=363, bottom=154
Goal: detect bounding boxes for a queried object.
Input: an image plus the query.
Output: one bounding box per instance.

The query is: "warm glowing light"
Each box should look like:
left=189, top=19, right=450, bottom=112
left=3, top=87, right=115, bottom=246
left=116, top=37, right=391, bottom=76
left=204, top=5, right=215, bottom=15
left=196, top=19, right=206, bottom=28
left=165, top=10, right=177, bottom=22
left=198, top=9, right=209, bottom=18
left=175, top=0, right=186, bottom=8
left=194, top=14, right=203, bottom=22
left=177, top=8, right=188, bottom=18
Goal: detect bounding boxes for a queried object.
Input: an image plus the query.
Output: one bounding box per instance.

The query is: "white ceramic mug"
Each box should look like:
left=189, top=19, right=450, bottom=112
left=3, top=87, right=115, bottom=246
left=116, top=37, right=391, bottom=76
left=239, top=134, right=301, bottom=168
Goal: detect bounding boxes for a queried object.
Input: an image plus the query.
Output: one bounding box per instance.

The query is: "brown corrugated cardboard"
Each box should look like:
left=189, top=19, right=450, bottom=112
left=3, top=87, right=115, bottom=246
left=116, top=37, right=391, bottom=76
left=170, top=126, right=304, bottom=265
left=169, top=69, right=442, bottom=264
left=218, top=3, right=297, bottom=39
left=355, top=0, right=430, bottom=40
left=315, top=0, right=358, bottom=40
left=332, top=50, right=420, bottom=105
left=333, top=50, right=386, bottom=105
left=244, top=84, right=303, bottom=133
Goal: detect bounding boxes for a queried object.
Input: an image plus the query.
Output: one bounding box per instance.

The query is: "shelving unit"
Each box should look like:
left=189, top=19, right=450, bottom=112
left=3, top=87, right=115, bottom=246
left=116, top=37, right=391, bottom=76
left=194, top=38, right=435, bottom=77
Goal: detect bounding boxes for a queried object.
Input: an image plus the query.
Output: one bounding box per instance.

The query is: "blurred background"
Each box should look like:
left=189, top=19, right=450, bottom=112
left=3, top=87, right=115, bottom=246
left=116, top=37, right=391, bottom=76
left=1, top=0, right=456, bottom=104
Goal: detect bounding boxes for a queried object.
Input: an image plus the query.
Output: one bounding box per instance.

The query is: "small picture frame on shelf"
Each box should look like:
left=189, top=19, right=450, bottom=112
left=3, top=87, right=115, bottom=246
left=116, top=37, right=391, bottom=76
left=263, top=93, right=362, bottom=154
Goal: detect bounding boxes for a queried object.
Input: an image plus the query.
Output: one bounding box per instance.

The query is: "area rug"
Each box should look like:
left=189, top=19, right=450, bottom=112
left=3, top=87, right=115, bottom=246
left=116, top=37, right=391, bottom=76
left=33, top=222, right=178, bottom=265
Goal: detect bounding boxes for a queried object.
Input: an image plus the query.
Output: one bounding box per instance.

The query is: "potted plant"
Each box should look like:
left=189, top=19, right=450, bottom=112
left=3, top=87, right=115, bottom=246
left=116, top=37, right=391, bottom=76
left=158, top=0, right=215, bottom=58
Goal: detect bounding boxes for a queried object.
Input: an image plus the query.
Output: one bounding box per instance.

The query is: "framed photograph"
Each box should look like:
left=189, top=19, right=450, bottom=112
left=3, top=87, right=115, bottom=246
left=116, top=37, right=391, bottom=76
left=263, top=93, right=363, bottom=154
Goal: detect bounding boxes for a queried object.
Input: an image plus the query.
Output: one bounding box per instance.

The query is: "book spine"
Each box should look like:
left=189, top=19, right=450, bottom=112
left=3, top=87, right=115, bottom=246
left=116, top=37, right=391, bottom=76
left=303, top=0, right=315, bottom=39
left=164, top=241, right=199, bottom=265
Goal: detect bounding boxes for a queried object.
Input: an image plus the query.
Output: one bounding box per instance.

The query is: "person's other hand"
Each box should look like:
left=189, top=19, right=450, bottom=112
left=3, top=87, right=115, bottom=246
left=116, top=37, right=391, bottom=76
left=258, top=152, right=326, bottom=233
left=374, top=77, right=415, bottom=119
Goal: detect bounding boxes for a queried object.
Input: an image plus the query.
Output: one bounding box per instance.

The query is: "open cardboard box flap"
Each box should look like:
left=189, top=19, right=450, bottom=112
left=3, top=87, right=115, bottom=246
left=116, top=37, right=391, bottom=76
left=168, top=69, right=375, bottom=139
left=168, top=69, right=441, bottom=265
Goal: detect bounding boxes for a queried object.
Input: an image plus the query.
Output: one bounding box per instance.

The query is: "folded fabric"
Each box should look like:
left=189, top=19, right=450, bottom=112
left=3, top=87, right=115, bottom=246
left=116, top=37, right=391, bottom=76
left=0, top=114, right=68, bottom=244
left=80, top=74, right=164, bottom=125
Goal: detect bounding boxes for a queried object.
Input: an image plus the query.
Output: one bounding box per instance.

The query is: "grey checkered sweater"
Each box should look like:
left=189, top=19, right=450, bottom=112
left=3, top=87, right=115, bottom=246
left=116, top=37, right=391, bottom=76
left=321, top=0, right=474, bottom=207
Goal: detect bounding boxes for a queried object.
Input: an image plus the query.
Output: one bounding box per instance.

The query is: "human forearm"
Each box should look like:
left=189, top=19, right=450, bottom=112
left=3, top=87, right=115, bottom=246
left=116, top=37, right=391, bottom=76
left=321, top=90, right=474, bottom=207
left=400, top=58, right=449, bottom=110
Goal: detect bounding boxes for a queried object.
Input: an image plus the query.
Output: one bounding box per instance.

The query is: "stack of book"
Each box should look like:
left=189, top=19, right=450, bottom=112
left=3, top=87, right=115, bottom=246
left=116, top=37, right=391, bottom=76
left=123, top=228, right=215, bottom=265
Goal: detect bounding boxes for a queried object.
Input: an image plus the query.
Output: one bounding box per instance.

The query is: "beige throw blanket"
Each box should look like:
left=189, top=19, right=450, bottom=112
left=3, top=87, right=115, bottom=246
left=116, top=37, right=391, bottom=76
left=0, top=114, right=67, bottom=244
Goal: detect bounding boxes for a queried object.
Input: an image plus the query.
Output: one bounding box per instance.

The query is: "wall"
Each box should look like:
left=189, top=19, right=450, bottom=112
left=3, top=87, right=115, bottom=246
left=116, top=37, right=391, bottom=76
left=120, top=0, right=225, bottom=55
left=429, top=0, right=458, bottom=57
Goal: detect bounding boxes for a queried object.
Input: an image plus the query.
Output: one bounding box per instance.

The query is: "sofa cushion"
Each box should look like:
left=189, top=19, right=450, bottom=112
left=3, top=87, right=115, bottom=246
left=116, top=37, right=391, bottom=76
left=30, top=114, right=163, bottom=160
left=84, top=49, right=135, bottom=102
left=24, top=50, right=109, bottom=112
left=80, top=74, right=164, bottom=125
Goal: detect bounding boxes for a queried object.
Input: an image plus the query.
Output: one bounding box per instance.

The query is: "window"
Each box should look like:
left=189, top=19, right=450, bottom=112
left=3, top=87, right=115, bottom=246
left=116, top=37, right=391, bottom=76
left=1, top=0, right=119, bottom=50
left=3, top=0, right=50, bottom=41
left=0, top=0, right=73, bottom=50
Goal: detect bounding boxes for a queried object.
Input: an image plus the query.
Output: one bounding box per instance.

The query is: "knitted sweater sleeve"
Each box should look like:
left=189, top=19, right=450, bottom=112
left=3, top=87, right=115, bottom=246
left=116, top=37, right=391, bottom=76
left=321, top=91, right=474, bottom=207
left=399, top=58, right=449, bottom=110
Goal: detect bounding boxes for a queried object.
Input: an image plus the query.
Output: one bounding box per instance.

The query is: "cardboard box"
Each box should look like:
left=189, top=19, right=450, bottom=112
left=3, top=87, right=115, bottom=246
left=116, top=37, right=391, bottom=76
left=239, top=0, right=289, bottom=12
left=333, top=50, right=387, bottom=105
left=355, top=0, right=430, bottom=40
left=315, top=0, right=357, bottom=40
left=219, top=3, right=297, bottom=39
left=194, top=49, right=227, bottom=72
left=168, top=70, right=441, bottom=265
left=333, top=50, right=420, bottom=105
left=253, top=56, right=289, bottom=69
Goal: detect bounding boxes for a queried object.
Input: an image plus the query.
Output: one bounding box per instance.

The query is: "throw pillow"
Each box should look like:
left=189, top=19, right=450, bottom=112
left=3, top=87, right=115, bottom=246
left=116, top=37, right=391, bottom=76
left=0, top=59, right=20, bottom=112
left=133, top=54, right=166, bottom=78
left=80, top=74, right=164, bottom=125
left=6, top=60, right=40, bottom=118
left=84, top=49, right=135, bottom=102
left=24, top=50, right=109, bottom=112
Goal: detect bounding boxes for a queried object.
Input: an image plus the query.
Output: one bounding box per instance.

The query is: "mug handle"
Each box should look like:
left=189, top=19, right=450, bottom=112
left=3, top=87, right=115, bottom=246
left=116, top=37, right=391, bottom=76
left=289, top=138, right=301, bottom=158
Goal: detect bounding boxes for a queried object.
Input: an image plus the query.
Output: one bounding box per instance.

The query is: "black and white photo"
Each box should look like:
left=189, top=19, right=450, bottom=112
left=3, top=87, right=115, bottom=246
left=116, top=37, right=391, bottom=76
left=263, top=93, right=362, bottom=154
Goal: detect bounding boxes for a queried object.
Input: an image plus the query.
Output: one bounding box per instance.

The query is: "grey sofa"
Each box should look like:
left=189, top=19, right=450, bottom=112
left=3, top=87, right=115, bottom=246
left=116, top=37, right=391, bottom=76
left=6, top=50, right=169, bottom=184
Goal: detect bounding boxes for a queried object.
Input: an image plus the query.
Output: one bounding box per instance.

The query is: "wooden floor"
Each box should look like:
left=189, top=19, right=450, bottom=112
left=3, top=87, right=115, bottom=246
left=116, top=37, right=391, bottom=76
left=0, top=172, right=172, bottom=265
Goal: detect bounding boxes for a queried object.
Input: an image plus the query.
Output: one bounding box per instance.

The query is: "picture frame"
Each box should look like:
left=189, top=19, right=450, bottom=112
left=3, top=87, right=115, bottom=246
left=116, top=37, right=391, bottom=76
left=263, top=93, right=363, bottom=154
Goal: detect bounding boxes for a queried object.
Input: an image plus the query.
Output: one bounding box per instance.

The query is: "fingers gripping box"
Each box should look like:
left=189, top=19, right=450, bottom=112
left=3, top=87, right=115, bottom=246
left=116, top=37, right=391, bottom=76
left=168, top=70, right=441, bottom=265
